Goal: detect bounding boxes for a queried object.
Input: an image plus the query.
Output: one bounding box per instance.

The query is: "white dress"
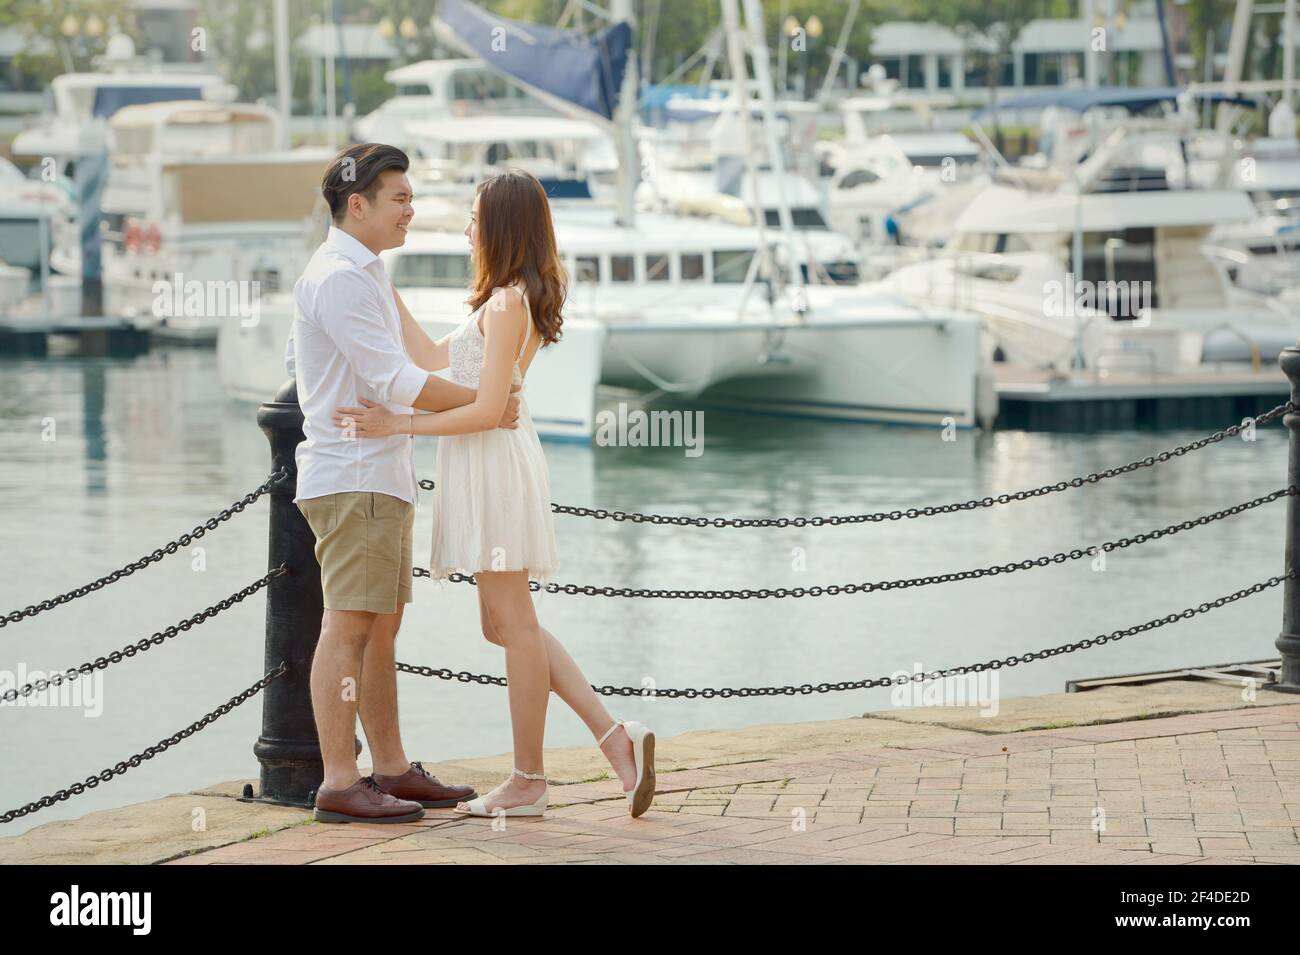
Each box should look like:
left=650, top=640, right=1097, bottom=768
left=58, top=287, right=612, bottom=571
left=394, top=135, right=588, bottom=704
left=428, top=283, right=559, bottom=584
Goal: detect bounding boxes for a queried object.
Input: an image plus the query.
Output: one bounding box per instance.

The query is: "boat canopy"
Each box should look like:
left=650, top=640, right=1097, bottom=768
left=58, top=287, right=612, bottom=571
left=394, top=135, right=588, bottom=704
left=954, top=183, right=1257, bottom=233
left=92, top=85, right=211, bottom=119
left=433, top=0, right=632, bottom=126
left=405, top=114, right=607, bottom=144
left=975, top=86, right=1258, bottom=117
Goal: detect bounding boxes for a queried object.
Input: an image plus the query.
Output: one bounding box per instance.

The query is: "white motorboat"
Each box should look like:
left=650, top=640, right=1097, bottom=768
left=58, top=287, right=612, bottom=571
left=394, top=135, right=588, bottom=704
left=99, top=99, right=333, bottom=344
left=218, top=199, right=991, bottom=439
left=819, top=130, right=987, bottom=262
left=880, top=86, right=1300, bottom=376
left=350, top=57, right=553, bottom=152
left=10, top=35, right=229, bottom=182
left=885, top=182, right=1298, bottom=375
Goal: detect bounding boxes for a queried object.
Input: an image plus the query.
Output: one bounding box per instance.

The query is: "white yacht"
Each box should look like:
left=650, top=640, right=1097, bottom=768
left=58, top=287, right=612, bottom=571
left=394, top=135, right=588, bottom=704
left=403, top=114, right=619, bottom=200
left=1203, top=135, right=1300, bottom=295
left=219, top=202, right=989, bottom=439
left=99, top=99, right=333, bottom=343
left=885, top=178, right=1295, bottom=375
left=350, top=58, right=552, bottom=151
left=10, top=36, right=228, bottom=182
left=819, top=129, right=987, bottom=275
left=881, top=86, right=1300, bottom=376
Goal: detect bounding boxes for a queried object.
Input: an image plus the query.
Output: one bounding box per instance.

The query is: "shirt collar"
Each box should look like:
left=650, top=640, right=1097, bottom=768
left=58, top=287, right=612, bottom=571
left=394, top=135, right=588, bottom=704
left=326, top=225, right=381, bottom=269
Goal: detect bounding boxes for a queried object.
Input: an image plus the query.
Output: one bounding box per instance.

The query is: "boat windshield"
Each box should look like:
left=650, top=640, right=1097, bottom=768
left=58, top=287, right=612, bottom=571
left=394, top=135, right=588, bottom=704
left=763, top=208, right=828, bottom=229
left=389, top=252, right=471, bottom=288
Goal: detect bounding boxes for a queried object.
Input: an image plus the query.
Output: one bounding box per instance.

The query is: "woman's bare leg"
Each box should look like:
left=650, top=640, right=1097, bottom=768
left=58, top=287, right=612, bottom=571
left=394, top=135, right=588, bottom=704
left=478, top=588, right=638, bottom=791
left=457, top=570, right=549, bottom=812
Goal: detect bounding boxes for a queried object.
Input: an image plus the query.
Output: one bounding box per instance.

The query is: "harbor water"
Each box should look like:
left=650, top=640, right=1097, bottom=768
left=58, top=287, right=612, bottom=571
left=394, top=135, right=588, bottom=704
left=0, top=347, right=1288, bottom=835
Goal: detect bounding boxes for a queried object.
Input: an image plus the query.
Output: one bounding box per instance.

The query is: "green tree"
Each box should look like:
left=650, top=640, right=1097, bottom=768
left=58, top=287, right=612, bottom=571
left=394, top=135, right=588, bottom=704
left=0, top=0, right=134, bottom=84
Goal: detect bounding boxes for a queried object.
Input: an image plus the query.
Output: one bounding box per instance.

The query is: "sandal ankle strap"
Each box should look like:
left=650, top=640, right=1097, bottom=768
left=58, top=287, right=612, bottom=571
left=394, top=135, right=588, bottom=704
left=512, top=766, right=547, bottom=781
left=596, top=719, right=624, bottom=747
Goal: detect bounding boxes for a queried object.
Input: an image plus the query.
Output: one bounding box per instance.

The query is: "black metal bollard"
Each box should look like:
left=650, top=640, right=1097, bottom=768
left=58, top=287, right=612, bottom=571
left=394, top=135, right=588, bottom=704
left=1274, top=347, right=1300, bottom=694
left=251, top=379, right=325, bottom=805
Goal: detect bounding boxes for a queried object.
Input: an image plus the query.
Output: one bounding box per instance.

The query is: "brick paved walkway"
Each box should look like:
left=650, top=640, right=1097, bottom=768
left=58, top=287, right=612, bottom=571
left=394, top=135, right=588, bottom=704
left=168, top=703, right=1300, bottom=865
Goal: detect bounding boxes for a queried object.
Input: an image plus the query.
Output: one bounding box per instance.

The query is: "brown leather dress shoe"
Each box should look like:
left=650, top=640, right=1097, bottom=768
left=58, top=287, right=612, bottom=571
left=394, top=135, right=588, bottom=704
left=371, top=761, right=477, bottom=808
left=314, top=775, right=425, bottom=823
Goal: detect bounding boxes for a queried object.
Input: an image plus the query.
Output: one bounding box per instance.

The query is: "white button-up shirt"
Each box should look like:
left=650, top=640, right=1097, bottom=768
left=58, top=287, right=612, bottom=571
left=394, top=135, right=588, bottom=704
left=286, top=225, right=429, bottom=505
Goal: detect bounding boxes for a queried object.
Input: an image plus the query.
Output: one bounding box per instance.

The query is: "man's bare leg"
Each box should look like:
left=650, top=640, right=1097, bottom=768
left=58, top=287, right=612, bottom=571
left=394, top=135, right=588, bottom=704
left=311, top=608, right=375, bottom=791
left=358, top=603, right=412, bottom=776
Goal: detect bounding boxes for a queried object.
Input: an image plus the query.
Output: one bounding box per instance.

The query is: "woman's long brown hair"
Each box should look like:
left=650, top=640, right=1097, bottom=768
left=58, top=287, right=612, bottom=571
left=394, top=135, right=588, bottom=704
left=467, top=169, right=566, bottom=347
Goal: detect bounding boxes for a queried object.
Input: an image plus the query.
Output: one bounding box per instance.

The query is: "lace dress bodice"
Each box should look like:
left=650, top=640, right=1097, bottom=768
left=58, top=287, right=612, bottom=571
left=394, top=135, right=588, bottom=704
left=448, top=285, right=531, bottom=388
left=428, top=281, right=556, bottom=585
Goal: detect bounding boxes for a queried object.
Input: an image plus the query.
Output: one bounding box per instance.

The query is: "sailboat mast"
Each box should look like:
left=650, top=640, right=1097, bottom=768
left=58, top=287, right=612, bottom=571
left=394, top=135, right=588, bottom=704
left=612, top=0, right=638, bottom=227
left=738, top=0, right=804, bottom=293
left=274, top=0, right=291, bottom=150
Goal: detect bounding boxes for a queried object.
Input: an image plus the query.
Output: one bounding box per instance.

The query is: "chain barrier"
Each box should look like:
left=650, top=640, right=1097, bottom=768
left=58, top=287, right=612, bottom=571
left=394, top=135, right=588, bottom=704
left=0, top=466, right=290, bottom=631
left=0, top=566, right=288, bottom=704
left=419, top=402, right=1293, bottom=528
left=0, top=663, right=288, bottom=825
left=415, top=487, right=1295, bottom=600
left=397, top=572, right=1291, bottom=698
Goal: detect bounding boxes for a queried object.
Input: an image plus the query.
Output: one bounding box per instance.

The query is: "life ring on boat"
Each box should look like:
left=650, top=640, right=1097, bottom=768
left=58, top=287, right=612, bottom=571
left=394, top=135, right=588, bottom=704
left=142, top=223, right=161, bottom=255
left=123, top=219, right=142, bottom=254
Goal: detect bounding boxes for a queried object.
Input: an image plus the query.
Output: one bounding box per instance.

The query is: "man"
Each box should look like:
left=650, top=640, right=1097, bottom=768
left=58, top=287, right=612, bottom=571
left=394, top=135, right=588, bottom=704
left=287, top=142, right=519, bottom=823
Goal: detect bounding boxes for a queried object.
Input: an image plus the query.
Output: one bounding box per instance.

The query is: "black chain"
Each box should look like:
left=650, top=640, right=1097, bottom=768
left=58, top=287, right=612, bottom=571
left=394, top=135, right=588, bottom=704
left=1, top=566, right=288, bottom=704
left=414, top=487, right=1295, bottom=600
left=0, top=466, right=290, bottom=631
left=0, top=664, right=288, bottom=825
left=418, top=403, right=1293, bottom=528
left=397, top=572, right=1290, bottom=697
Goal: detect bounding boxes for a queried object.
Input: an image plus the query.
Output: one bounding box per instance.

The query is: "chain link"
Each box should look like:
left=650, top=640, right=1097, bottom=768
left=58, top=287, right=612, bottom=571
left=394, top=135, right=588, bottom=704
left=415, top=487, right=1295, bottom=600
left=0, top=566, right=288, bottom=704
left=419, top=402, right=1293, bottom=528
left=0, top=467, right=290, bottom=631
left=398, top=572, right=1291, bottom=697
left=0, top=663, right=288, bottom=825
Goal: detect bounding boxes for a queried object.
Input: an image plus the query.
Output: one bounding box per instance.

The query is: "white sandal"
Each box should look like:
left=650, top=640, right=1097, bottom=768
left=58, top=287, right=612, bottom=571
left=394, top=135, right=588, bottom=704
left=598, top=718, right=656, bottom=818
left=451, top=768, right=548, bottom=818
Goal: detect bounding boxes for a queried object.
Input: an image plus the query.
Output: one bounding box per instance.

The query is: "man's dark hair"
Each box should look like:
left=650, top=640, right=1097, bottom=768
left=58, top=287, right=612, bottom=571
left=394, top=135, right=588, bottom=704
left=321, top=143, right=409, bottom=223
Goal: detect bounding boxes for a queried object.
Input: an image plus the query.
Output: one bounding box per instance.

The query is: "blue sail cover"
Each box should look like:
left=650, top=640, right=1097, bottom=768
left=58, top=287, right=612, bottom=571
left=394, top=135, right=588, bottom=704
left=435, top=0, right=632, bottom=126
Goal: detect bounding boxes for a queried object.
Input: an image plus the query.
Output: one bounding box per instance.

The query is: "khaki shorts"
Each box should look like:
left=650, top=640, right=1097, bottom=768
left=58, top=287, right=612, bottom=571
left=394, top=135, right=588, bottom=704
left=297, top=492, right=414, bottom=614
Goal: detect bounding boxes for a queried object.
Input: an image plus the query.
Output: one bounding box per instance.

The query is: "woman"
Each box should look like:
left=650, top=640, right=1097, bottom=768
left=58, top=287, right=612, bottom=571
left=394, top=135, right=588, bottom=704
left=333, top=169, right=655, bottom=819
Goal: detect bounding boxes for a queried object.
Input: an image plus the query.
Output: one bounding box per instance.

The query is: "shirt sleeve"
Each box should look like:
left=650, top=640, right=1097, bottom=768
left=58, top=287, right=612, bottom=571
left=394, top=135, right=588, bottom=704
left=314, top=269, right=429, bottom=407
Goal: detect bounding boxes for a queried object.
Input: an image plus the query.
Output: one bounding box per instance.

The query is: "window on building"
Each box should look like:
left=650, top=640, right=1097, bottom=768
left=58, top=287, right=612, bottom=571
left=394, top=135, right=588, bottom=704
left=905, top=55, right=925, bottom=89
left=876, top=57, right=902, bottom=81
left=937, top=56, right=953, bottom=89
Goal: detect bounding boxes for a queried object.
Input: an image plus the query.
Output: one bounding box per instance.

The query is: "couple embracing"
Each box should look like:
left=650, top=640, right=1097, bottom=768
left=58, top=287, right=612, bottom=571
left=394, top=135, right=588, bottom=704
left=285, top=143, right=655, bottom=823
